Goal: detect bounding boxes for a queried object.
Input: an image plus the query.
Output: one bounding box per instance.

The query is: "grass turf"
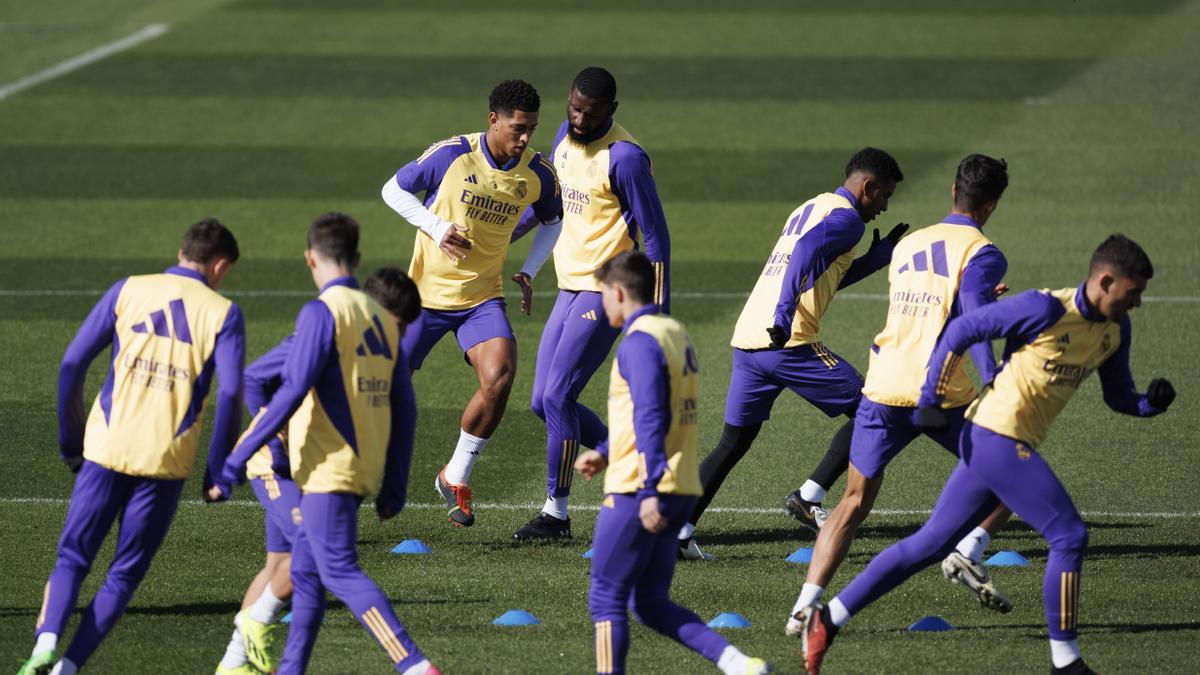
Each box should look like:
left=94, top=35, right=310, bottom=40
left=1, top=0, right=1198, bottom=672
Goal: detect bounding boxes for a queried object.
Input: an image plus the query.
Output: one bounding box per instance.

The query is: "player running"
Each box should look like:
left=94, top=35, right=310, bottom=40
left=19, top=220, right=244, bottom=675
left=222, top=213, right=439, bottom=675
left=678, top=148, right=908, bottom=560
left=786, top=155, right=1017, bottom=629
left=797, top=235, right=1176, bottom=675
left=381, top=79, right=562, bottom=528
left=215, top=267, right=421, bottom=675
left=574, top=252, right=771, bottom=675
left=513, top=66, right=670, bottom=540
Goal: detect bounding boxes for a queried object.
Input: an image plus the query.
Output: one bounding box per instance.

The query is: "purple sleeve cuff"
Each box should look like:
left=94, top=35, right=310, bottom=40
left=773, top=212, right=863, bottom=329
left=611, top=142, right=671, bottom=311
left=57, top=278, right=125, bottom=460
left=618, top=332, right=671, bottom=494
left=204, top=303, right=245, bottom=491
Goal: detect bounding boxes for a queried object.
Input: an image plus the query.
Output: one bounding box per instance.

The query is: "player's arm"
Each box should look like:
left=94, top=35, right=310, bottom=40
left=382, top=139, right=472, bottom=260
left=221, top=300, right=336, bottom=486
left=56, top=279, right=125, bottom=471
left=512, top=123, right=568, bottom=244
left=244, top=334, right=294, bottom=476
left=611, top=142, right=671, bottom=312
left=202, top=303, right=245, bottom=501
left=769, top=211, right=862, bottom=346
left=1097, top=317, right=1175, bottom=416
left=618, top=332, right=672, bottom=499
left=376, top=348, right=417, bottom=520
left=956, top=245, right=1009, bottom=386
left=919, top=290, right=1064, bottom=412
left=837, top=221, right=910, bottom=289
left=511, top=153, right=565, bottom=314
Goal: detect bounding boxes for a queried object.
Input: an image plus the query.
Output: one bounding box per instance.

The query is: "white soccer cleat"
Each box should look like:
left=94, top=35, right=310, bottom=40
left=677, top=537, right=715, bottom=561
left=784, top=611, right=806, bottom=637
left=941, top=551, right=1013, bottom=613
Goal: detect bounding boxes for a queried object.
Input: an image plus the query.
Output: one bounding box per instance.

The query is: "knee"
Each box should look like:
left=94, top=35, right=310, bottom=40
left=629, top=591, right=667, bottom=628
left=530, top=390, right=545, bottom=420
left=479, top=363, right=515, bottom=400
left=1051, top=520, right=1089, bottom=553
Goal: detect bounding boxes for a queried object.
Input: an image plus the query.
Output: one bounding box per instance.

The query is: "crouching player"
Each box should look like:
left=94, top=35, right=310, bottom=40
left=798, top=234, right=1176, bottom=675
left=573, top=252, right=771, bottom=675
left=223, top=213, right=439, bottom=675
left=20, top=220, right=245, bottom=675
left=217, top=267, right=422, bottom=674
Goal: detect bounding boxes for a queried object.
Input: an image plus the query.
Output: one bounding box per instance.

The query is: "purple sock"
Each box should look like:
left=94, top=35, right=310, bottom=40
left=593, top=618, right=631, bottom=674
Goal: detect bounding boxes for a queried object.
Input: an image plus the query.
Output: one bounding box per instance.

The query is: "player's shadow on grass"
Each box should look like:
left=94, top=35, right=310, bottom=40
left=698, top=526, right=814, bottom=546
left=1082, top=542, right=1200, bottom=560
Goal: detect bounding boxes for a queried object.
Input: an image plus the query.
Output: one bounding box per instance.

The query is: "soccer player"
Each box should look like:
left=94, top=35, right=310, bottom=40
left=798, top=235, right=1176, bottom=675
left=513, top=66, right=670, bottom=540
left=381, top=79, right=562, bottom=527
left=216, top=267, right=420, bottom=675
left=785, top=155, right=1016, bottom=630
left=222, top=214, right=438, bottom=675
left=574, top=252, right=770, bottom=675
left=19, top=220, right=244, bottom=675
left=678, top=148, right=908, bottom=560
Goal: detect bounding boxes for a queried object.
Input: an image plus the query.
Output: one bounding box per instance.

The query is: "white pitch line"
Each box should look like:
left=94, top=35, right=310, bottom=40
left=2, top=496, right=1198, bottom=519
left=0, top=23, right=168, bottom=101
left=1, top=289, right=1198, bottom=303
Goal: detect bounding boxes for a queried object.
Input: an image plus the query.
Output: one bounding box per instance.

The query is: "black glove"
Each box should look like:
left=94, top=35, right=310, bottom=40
left=766, top=325, right=789, bottom=350
left=1147, top=378, right=1176, bottom=411
left=63, top=454, right=83, bottom=474
left=872, top=222, right=910, bottom=249
left=915, top=405, right=949, bottom=433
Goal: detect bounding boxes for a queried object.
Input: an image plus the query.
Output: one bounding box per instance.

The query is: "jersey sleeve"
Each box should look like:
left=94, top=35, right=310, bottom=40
left=529, top=152, right=563, bottom=225
left=244, top=334, right=295, bottom=473
left=1098, top=316, right=1162, bottom=417
left=957, top=245, right=1009, bottom=386
left=610, top=142, right=671, bottom=311
left=222, top=300, right=335, bottom=485
left=377, top=346, right=417, bottom=514
left=617, top=331, right=672, bottom=499
left=57, top=278, right=126, bottom=462
left=919, top=289, right=1064, bottom=407
left=393, top=136, right=470, bottom=204
left=772, top=210, right=863, bottom=330
left=204, top=303, right=246, bottom=495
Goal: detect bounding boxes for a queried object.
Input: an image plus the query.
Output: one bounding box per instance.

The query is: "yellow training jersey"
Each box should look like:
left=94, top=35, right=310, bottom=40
left=288, top=284, right=401, bottom=496
left=968, top=287, right=1122, bottom=448
left=605, top=310, right=702, bottom=496
left=731, top=190, right=862, bottom=350
left=863, top=220, right=994, bottom=408
left=399, top=132, right=558, bottom=311
left=83, top=271, right=235, bottom=479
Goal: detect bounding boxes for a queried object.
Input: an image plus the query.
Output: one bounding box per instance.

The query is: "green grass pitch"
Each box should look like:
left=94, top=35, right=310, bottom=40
left=2, top=0, right=1199, bottom=672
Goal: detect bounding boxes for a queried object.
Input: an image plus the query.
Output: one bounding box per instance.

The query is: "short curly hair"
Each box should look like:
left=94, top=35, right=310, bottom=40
left=489, top=79, right=541, bottom=116
left=844, top=147, right=904, bottom=183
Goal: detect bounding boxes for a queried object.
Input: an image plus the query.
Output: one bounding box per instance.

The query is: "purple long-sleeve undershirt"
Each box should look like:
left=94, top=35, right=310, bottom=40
left=610, top=141, right=671, bottom=312
left=58, top=279, right=126, bottom=462
left=955, top=240, right=1009, bottom=385
left=243, top=334, right=294, bottom=474
left=617, top=306, right=673, bottom=499
left=206, top=304, right=246, bottom=494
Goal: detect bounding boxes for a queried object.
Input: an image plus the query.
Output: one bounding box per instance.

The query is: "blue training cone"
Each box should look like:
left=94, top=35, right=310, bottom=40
left=582, top=548, right=594, bottom=559
left=707, top=612, right=752, bottom=629
left=986, top=550, right=1030, bottom=566
left=390, top=539, right=432, bottom=554
left=493, top=609, right=540, bottom=626
left=908, top=615, right=954, bottom=632
left=280, top=612, right=292, bottom=624
left=785, top=547, right=814, bottom=563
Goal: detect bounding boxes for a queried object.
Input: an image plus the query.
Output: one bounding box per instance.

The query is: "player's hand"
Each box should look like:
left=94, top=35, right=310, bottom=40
left=915, top=405, right=949, bottom=433
left=511, top=272, right=534, bottom=315
left=375, top=496, right=399, bottom=521
left=638, top=496, right=667, bottom=533
left=439, top=224, right=471, bottom=261
left=1147, top=378, right=1176, bottom=411
left=993, top=283, right=1010, bottom=298
left=203, top=485, right=229, bottom=503
left=62, top=454, right=83, bottom=474
left=766, top=324, right=789, bottom=350
left=574, top=450, right=608, bottom=480
left=872, top=222, right=910, bottom=248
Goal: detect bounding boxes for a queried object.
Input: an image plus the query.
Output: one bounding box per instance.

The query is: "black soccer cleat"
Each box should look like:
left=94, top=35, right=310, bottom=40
left=1051, top=659, right=1097, bottom=675
left=513, top=512, right=572, bottom=541
left=784, top=490, right=828, bottom=534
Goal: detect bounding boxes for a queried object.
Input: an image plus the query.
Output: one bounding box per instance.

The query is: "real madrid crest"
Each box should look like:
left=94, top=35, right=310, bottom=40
left=516, top=180, right=527, bottom=199
left=586, top=160, right=598, bottom=178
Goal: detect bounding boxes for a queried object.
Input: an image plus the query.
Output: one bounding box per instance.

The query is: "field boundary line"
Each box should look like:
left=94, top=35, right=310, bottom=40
left=0, top=23, right=169, bottom=101
left=2, top=289, right=1198, bottom=303
left=3, top=496, right=1198, bottom=519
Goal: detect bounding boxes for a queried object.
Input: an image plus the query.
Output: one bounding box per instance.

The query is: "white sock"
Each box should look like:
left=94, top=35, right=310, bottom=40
left=955, top=526, right=991, bottom=563
left=49, top=658, right=77, bottom=675
left=678, top=522, right=695, bottom=541
left=716, top=645, right=750, bottom=675
left=443, top=429, right=488, bottom=485
left=33, top=632, right=58, bottom=656
left=220, top=626, right=247, bottom=668
left=542, top=496, right=569, bottom=520
left=828, top=598, right=850, bottom=627
left=247, top=582, right=286, bottom=624
left=799, top=480, right=827, bottom=504
left=1049, top=639, right=1081, bottom=668
left=793, top=584, right=825, bottom=615
left=402, top=658, right=433, bottom=675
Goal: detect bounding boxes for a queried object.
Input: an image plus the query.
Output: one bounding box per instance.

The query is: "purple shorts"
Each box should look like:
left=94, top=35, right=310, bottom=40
left=250, top=474, right=301, bottom=553
left=723, top=345, right=862, bottom=426
left=848, top=398, right=966, bottom=479
left=401, top=297, right=515, bottom=370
